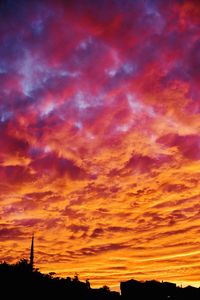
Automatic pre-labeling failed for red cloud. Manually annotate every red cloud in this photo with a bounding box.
[30,152,88,180]
[157,134,200,160]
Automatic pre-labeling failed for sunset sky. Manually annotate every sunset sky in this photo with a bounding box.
[0,0,200,291]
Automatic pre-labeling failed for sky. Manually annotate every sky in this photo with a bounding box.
[0,0,200,291]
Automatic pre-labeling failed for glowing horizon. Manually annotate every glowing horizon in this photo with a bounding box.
[0,0,200,291]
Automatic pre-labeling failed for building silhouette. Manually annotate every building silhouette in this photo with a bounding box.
[0,236,199,299]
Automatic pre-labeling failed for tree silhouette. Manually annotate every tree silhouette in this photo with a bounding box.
[0,259,199,300]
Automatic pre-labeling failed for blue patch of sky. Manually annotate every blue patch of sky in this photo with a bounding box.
[19,51,49,96]
[75,92,104,110]
[123,63,137,75]
[78,37,93,51]
[59,70,80,78]
[106,63,137,79]
[0,66,7,74]
[144,0,165,33]
[127,93,156,117]
[0,110,13,123]
[74,121,83,129]
[127,93,143,112]
[31,19,44,35]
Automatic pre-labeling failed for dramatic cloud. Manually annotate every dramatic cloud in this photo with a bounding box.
[0,0,200,290]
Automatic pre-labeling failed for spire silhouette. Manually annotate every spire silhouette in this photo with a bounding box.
[30,234,34,271]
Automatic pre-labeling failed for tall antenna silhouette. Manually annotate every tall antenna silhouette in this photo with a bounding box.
[30,234,34,271]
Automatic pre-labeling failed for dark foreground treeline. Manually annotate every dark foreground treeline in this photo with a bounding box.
[0,260,199,300]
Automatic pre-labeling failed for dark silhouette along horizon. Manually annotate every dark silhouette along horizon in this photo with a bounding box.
[0,237,199,300]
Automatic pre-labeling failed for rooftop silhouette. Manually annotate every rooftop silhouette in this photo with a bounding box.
[0,237,199,299]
